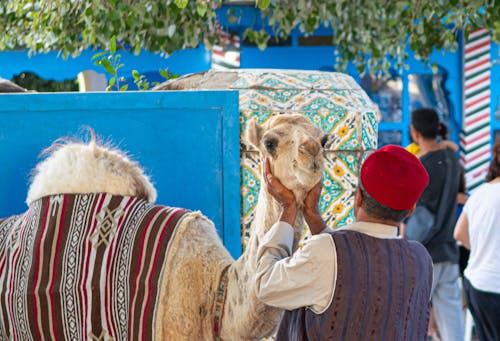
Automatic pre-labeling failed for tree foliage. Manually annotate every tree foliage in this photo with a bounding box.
[254,0,499,73]
[0,0,222,56]
[0,0,498,73]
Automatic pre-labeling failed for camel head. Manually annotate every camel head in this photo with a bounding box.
[246,114,327,204]
[26,134,157,205]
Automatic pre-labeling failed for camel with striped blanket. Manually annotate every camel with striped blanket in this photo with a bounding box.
[0,115,325,340]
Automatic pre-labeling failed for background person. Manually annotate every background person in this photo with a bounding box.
[454,139,500,341]
[404,107,464,341]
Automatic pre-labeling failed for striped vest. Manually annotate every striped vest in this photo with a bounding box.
[276,230,433,341]
[0,194,188,340]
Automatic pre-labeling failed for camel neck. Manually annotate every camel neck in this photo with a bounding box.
[220,188,304,339]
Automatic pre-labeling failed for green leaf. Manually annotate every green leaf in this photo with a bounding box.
[110,35,116,54]
[196,3,207,17]
[109,77,116,87]
[256,0,270,10]
[175,0,188,9]
[431,62,438,74]
[99,59,116,75]
[91,51,106,61]
[119,84,129,91]
[132,69,140,80]
[159,68,169,78]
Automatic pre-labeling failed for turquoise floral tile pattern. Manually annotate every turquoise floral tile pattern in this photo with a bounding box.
[362,111,379,150]
[231,70,362,90]
[241,152,261,244]
[239,90,375,114]
[323,152,360,191]
[321,189,356,229]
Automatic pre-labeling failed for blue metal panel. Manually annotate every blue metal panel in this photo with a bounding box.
[491,40,500,139]
[0,91,241,257]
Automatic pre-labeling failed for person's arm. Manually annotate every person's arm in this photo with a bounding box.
[457,192,468,205]
[441,140,459,152]
[454,211,470,249]
[255,221,336,313]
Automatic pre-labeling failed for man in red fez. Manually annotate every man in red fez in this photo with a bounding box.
[256,145,433,340]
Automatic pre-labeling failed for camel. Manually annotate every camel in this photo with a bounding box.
[0,114,326,340]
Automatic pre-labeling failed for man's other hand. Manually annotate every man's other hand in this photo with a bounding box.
[303,180,327,235]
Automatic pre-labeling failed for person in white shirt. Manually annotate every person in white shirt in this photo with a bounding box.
[256,145,433,340]
[454,139,500,341]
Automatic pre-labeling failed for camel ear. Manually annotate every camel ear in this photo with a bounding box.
[245,118,263,150]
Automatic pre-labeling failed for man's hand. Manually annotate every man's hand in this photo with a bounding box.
[263,157,297,225]
[304,180,327,235]
[304,181,322,216]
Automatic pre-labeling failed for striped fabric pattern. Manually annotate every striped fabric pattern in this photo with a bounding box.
[0,194,187,341]
[461,28,492,190]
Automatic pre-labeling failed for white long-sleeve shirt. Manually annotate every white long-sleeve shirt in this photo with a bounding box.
[255,221,399,313]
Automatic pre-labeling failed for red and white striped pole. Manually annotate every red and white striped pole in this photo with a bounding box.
[461,28,492,190]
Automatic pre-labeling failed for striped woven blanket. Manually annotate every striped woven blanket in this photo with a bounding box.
[0,193,188,340]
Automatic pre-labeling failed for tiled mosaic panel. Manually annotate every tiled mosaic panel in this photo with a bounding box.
[241,152,360,248]
[361,111,379,150]
[241,152,261,244]
[231,70,362,90]
[323,152,360,191]
[239,89,374,114]
[240,110,369,152]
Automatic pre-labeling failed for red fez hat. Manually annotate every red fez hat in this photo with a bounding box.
[360,145,429,210]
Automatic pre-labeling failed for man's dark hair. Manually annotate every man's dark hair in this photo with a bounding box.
[411,108,440,139]
[359,185,410,222]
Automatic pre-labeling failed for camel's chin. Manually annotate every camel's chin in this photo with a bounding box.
[294,170,323,192]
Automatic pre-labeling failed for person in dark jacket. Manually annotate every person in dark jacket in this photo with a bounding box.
[256,145,433,340]
[405,108,464,341]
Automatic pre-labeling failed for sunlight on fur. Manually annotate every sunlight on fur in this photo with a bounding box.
[26,131,157,204]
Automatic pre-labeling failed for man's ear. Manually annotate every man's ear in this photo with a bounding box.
[410,125,419,142]
[245,118,263,150]
[355,187,363,208]
[353,186,363,219]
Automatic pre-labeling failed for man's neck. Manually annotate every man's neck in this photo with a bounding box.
[418,138,440,156]
[355,210,399,227]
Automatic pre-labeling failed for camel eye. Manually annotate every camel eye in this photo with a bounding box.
[320,135,328,147]
[264,138,277,153]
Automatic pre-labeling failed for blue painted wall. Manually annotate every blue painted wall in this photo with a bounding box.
[0,91,241,257]
[0,46,211,82]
